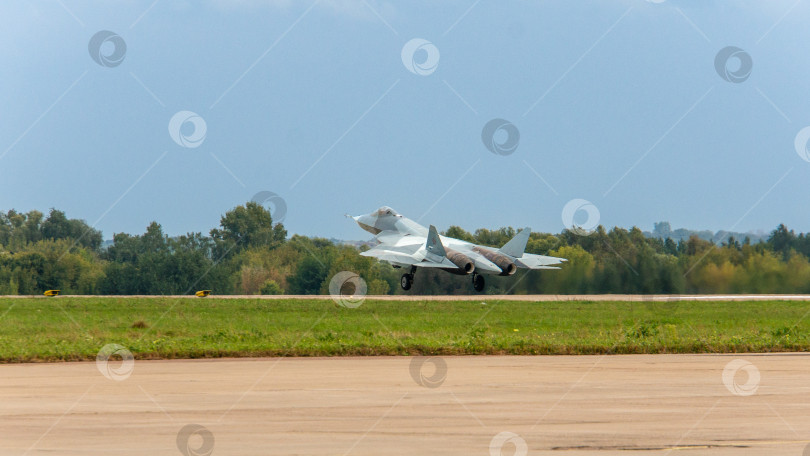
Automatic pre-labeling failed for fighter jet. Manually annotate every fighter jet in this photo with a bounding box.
[349,206,566,292]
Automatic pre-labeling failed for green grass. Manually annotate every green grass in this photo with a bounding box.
[0,297,809,362]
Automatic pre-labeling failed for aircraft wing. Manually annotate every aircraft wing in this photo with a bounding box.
[360,245,458,268]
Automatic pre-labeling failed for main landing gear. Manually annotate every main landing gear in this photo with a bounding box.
[400,268,486,292]
[400,266,416,291]
[472,273,485,292]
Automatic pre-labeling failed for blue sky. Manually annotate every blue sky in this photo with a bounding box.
[1,0,809,241]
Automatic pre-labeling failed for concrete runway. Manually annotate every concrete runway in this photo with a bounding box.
[3,354,810,455]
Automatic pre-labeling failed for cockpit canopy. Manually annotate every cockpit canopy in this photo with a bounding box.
[373,206,399,217]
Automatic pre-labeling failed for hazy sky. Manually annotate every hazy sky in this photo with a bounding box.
[2,0,809,240]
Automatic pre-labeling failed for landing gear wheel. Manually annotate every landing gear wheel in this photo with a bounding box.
[472,273,485,292]
[401,273,413,291]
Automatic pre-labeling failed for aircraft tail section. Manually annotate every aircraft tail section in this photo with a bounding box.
[425,225,475,274]
[499,227,531,258]
[425,225,447,258]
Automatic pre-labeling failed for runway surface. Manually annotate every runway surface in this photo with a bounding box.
[3,354,810,455]
[7,294,810,301]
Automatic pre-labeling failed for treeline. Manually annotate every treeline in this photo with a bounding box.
[2,203,810,295]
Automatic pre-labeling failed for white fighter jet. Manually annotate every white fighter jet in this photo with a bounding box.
[349,206,566,292]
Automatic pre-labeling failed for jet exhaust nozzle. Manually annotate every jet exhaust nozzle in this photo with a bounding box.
[473,247,518,276]
[445,248,475,275]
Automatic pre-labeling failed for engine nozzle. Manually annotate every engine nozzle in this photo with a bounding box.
[473,246,517,276]
[445,248,475,274]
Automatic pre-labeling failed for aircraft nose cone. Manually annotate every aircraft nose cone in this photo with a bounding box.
[347,213,372,223]
[357,214,376,225]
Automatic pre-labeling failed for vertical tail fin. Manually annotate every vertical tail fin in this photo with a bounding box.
[425,225,447,257]
[499,227,531,258]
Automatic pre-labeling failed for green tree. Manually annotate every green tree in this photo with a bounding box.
[260,280,284,295]
[444,226,474,242]
[544,245,594,293]
[40,209,102,251]
[210,202,287,257]
[288,256,328,294]
[767,224,795,260]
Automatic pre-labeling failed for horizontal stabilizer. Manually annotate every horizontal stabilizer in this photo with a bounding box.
[515,253,566,269]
